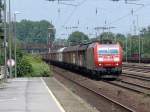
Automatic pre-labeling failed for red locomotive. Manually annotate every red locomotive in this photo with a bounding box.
[43,41,123,79]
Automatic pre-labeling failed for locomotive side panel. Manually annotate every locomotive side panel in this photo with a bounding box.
[86,47,95,70]
[78,51,86,67]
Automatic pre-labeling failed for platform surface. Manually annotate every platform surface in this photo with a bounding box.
[0,78,64,112]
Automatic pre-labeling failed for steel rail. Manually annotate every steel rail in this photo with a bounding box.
[120,80,150,90]
[122,73,150,82]
[123,65,150,70]
[105,81,150,95]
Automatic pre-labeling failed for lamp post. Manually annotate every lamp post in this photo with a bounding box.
[14,11,21,78]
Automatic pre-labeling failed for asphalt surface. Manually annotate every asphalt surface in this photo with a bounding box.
[0,78,64,112]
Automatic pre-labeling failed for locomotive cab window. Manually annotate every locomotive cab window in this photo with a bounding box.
[98,49,119,55]
[109,49,119,54]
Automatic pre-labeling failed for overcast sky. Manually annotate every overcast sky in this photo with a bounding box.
[11,0,150,38]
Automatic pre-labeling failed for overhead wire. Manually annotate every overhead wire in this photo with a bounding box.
[58,0,87,37]
[55,0,150,38]
[62,0,87,27]
[108,2,150,26]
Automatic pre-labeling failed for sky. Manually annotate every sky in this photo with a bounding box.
[11,0,150,39]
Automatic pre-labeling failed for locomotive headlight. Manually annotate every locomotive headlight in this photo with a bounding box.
[98,58,104,62]
[114,57,120,62]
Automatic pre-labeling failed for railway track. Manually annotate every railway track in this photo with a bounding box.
[123,58,150,63]
[53,66,136,112]
[122,73,150,81]
[123,68,150,73]
[123,65,150,70]
[123,64,150,72]
[105,80,150,95]
[120,80,150,90]
[123,66,150,73]
[123,63,150,68]
[122,64,150,82]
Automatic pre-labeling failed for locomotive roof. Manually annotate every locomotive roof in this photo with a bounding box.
[100,44,120,47]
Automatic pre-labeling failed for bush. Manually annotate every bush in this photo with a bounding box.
[18,54,51,77]
[17,56,33,77]
[31,61,51,77]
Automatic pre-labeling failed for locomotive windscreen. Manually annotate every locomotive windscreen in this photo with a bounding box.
[98,48,119,55]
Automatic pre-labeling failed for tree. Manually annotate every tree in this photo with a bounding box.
[68,31,89,45]
[115,33,126,47]
[16,20,55,44]
[97,32,115,41]
[0,0,4,40]
[139,26,150,57]
[0,0,4,65]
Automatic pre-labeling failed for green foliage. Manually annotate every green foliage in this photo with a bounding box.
[92,32,126,50]
[18,54,51,77]
[97,32,115,41]
[12,49,51,77]
[31,60,51,77]
[0,10,4,40]
[115,33,126,47]
[0,28,4,39]
[0,52,4,65]
[68,31,89,45]
[16,20,55,44]
[17,55,33,77]
[0,0,4,10]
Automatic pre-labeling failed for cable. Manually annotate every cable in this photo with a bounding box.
[62,0,87,27]
[58,0,87,37]
[107,1,150,26]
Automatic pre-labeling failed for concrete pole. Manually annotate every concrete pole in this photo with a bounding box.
[14,13,17,78]
[4,0,7,79]
[126,37,128,62]
[8,0,12,78]
[136,15,141,63]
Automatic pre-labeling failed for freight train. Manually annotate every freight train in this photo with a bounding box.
[42,41,123,79]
